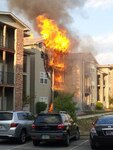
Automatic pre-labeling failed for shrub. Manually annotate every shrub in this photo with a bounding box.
[36,101,47,114]
[109,96,113,105]
[54,92,77,120]
[96,101,103,110]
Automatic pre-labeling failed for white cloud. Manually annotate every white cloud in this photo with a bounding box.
[77,34,113,65]
[93,34,113,64]
[93,34,113,53]
[96,53,113,65]
[85,0,113,9]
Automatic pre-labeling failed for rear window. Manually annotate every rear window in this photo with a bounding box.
[0,112,13,120]
[35,114,62,124]
[96,116,113,124]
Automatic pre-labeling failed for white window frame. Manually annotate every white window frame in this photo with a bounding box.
[40,72,48,84]
[39,97,48,104]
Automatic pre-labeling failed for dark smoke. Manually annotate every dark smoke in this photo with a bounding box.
[8,0,97,54]
[8,0,88,28]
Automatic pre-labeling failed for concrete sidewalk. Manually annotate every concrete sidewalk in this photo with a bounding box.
[77,111,113,119]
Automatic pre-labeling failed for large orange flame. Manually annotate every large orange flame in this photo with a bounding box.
[36,15,70,93]
[36,15,70,53]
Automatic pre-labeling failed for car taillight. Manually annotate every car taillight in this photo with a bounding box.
[10,123,18,127]
[32,124,36,129]
[57,124,65,129]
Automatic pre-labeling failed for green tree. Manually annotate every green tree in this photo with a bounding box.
[22,95,35,107]
[36,101,47,114]
[54,92,77,120]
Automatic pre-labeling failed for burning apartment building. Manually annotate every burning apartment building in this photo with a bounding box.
[23,37,51,112]
[2,0,113,112]
[0,11,99,112]
[64,52,98,111]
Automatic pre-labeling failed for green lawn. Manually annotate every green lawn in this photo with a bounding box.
[76,116,98,136]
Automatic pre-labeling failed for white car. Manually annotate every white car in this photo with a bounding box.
[0,111,35,144]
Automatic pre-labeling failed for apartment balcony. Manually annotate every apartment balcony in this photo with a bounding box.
[85,87,91,96]
[0,71,14,85]
[0,42,14,52]
[0,41,3,48]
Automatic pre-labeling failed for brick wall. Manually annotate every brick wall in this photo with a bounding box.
[15,29,23,110]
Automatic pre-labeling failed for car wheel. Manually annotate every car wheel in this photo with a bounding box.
[33,139,40,146]
[64,134,70,146]
[18,130,26,144]
[75,129,80,140]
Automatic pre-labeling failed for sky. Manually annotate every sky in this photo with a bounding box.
[0,0,113,65]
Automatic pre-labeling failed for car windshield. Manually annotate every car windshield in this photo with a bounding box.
[96,116,113,124]
[0,112,13,120]
[35,114,61,124]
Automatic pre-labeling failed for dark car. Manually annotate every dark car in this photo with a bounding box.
[31,111,80,146]
[0,111,35,144]
[90,115,113,149]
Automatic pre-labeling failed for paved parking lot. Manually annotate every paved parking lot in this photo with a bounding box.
[0,136,113,150]
[0,136,89,150]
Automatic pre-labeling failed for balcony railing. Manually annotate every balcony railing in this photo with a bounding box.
[0,42,14,51]
[0,71,14,85]
[0,42,3,47]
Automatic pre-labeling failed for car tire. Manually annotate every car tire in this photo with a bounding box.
[33,139,40,146]
[64,134,70,146]
[18,130,26,144]
[75,129,80,140]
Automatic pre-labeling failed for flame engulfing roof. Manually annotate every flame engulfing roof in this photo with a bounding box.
[36,15,70,53]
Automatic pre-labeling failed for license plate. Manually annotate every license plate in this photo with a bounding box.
[42,135,50,139]
[106,131,113,135]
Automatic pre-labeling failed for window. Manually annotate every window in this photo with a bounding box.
[0,24,3,47]
[0,112,13,120]
[17,112,28,120]
[35,114,61,124]
[5,27,14,50]
[39,97,48,104]
[40,72,48,84]
[23,75,27,97]
[0,29,3,47]
[23,55,27,72]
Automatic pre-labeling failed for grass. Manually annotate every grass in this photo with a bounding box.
[76,116,98,136]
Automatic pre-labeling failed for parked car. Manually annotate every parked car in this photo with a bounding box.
[0,111,35,144]
[31,111,80,146]
[90,115,113,149]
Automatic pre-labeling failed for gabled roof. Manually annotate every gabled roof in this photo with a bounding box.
[0,11,30,31]
[68,52,98,64]
[24,37,43,46]
[97,64,113,68]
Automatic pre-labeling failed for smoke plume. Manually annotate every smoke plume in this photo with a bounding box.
[8,0,88,28]
[8,0,97,54]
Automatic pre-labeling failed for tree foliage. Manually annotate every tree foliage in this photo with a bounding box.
[54,92,77,119]
[22,95,35,107]
[36,101,47,114]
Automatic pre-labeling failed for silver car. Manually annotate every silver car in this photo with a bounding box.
[0,111,35,144]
